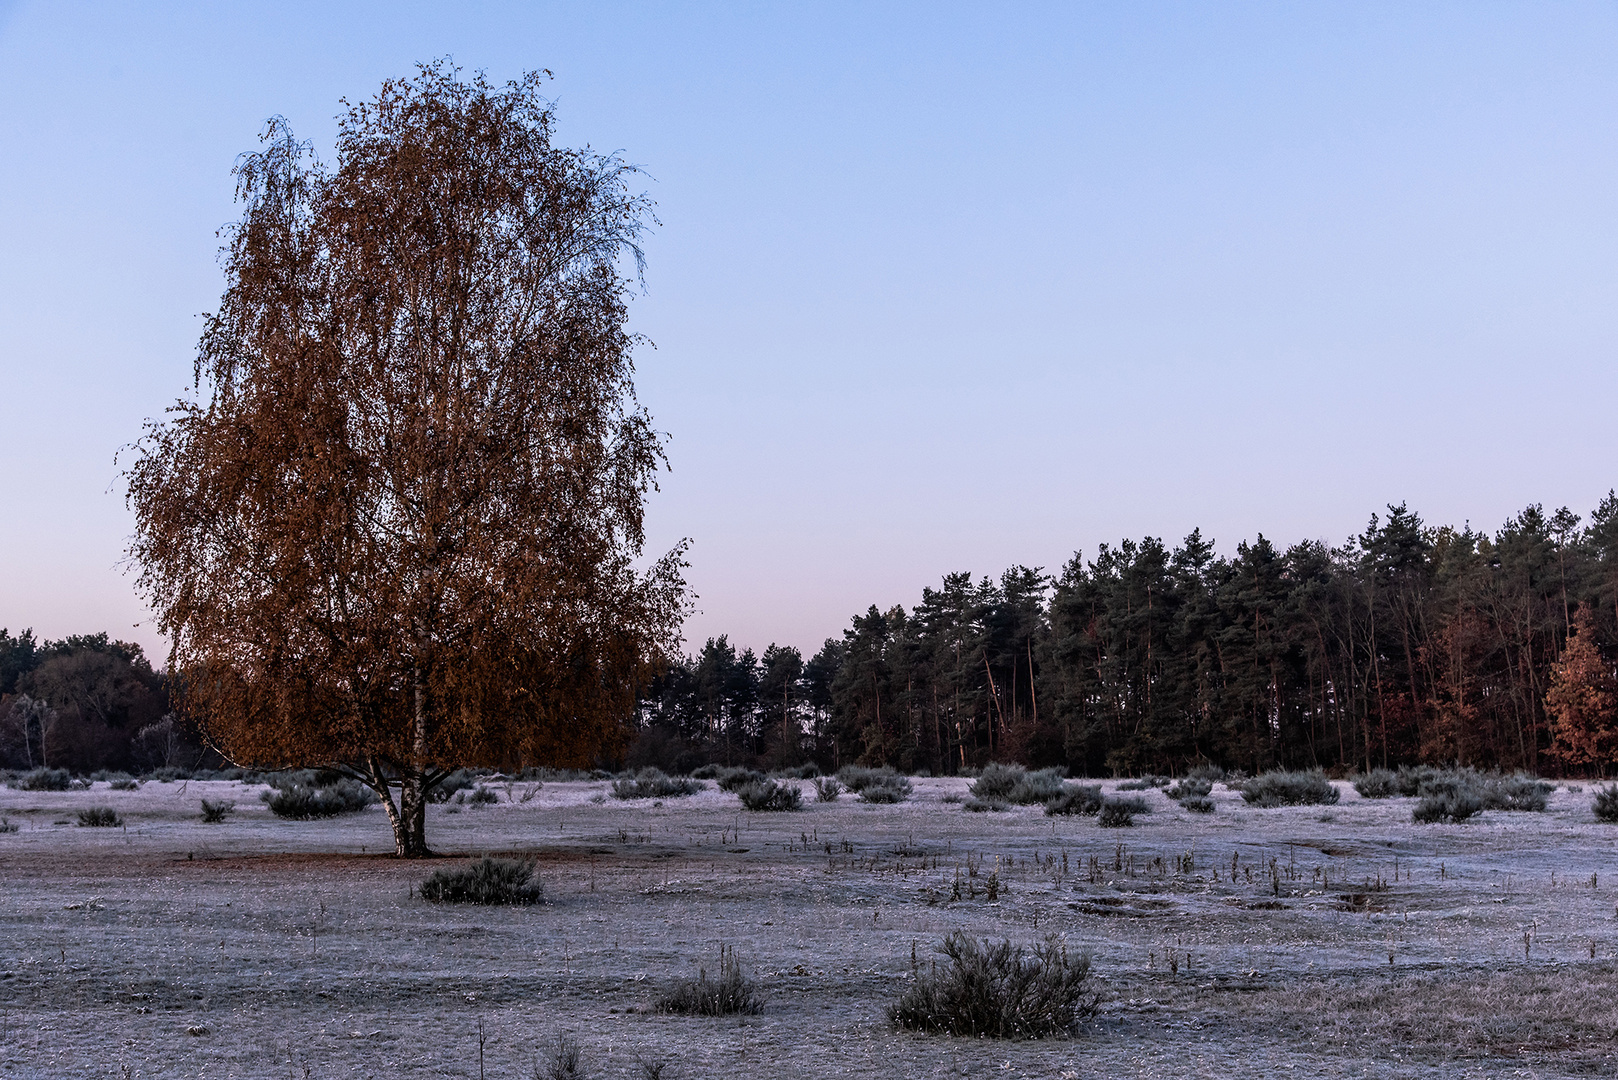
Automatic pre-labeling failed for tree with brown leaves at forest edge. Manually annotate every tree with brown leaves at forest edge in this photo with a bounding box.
[125,62,688,856]
[1547,607,1618,770]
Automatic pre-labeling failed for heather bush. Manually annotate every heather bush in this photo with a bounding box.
[655,948,761,1016]
[1593,785,1618,822]
[1097,799,1135,827]
[77,806,122,827]
[1352,769,1398,798]
[1114,776,1167,791]
[1165,777,1212,801]
[199,799,235,823]
[735,779,801,811]
[964,797,1008,812]
[837,764,904,794]
[889,933,1096,1038]
[1180,795,1215,813]
[261,772,375,819]
[1395,765,1443,797]
[1239,770,1339,808]
[465,785,500,805]
[969,763,1024,802]
[857,775,913,804]
[1043,783,1103,816]
[714,767,766,792]
[16,767,71,791]
[1186,763,1226,783]
[425,768,482,803]
[812,777,842,802]
[1413,783,1483,823]
[613,768,704,800]
[770,763,821,779]
[419,857,542,905]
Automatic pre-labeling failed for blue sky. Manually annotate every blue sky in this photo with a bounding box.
[3,2,1616,664]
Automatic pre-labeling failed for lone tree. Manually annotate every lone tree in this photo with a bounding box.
[125,63,687,856]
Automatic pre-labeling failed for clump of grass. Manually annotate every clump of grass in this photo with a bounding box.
[536,1033,586,1080]
[889,932,1096,1038]
[77,806,122,827]
[420,857,543,905]
[16,767,71,791]
[0,818,16,834]
[735,779,802,811]
[1239,770,1340,808]
[1352,768,1398,798]
[1413,784,1483,824]
[770,763,821,779]
[1109,793,1153,813]
[1180,795,1215,814]
[613,768,703,800]
[109,777,141,791]
[857,774,913,803]
[968,763,1022,802]
[199,799,235,823]
[1114,776,1168,791]
[964,797,1008,812]
[654,947,762,1016]
[837,764,904,794]
[261,773,375,819]
[425,768,485,803]
[1097,799,1135,827]
[464,785,500,806]
[1165,777,1213,801]
[1043,783,1103,816]
[1395,764,1443,797]
[812,777,842,802]
[1186,763,1226,783]
[1592,785,1618,822]
[713,767,766,792]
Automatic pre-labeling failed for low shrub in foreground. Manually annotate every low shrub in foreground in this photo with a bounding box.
[1097,800,1135,827]
[1352,768,1398,798]
[1413,785,1483,824]
[813,777,842,802]
[77,806,122,827]
[735,779,802,811]
[967,763,1018,801]
[714,767,766,792]
[1165,777,1213,801]
[889,932,1096,1039]
[199,799,235,823]
[1239,770,1340,808]
[613,768,704,800]
[857,775,913,804]
[1044,783,1103,816]
[1593,785,1618,822]
[1180,794,1215,813]
[969,763,1064,805]
[837,764,903,794]
[17,767,71,791]
[261,774,375,819]
[419,857,542,905]
[655,948,762,1016]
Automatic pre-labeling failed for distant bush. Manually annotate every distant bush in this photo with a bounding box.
[1165,777,1212,801]
[1180,795,1215,814]
[16,767,71,791]
[148,766,190,782]
[688,764,723,779]
[857,775,913,804]
[964,797,1008,813]
[261,773,375,819]
[888,932,1096,1038]
[109,777,141,791]
[1239,770,1339,808]
[1352,769,1398,799]
[77,806,122,827]
[813,777,842,802]
[465,785,499,806]
[1413,784,1483,824]
[1109,793,1153,814]
[1097,799,1135,827]
[714,767,766,792]
[837,764,904,794]
[419,857,542,905]
[199,799,235,823]
[1593,785,1618,822]
[1486,774,1551,812]
[425,768,482,803]
[655,948,762,1016]
[969,763,1022,802]
[1043,783,1103,817]
[770,763,821,779]
[735,779,802,811]
[1114,776,1167,791]
[0,817,15,834]
[1395,765,1443,797]
[613,768,704,800]
[1186,764,1226,783]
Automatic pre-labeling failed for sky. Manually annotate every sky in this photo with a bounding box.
[3,2,1617,666]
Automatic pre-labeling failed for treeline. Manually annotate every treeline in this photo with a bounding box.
[0,631,200,774]
[635,497,1618,778]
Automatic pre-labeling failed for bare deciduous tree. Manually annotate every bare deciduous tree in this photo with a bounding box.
[125,62,688,856]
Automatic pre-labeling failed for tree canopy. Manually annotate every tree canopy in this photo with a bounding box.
[125,62,687,856]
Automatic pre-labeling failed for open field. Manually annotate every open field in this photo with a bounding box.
[3,775,1617,1078]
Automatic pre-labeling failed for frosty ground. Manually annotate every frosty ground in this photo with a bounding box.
[2,775,1615,1079]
